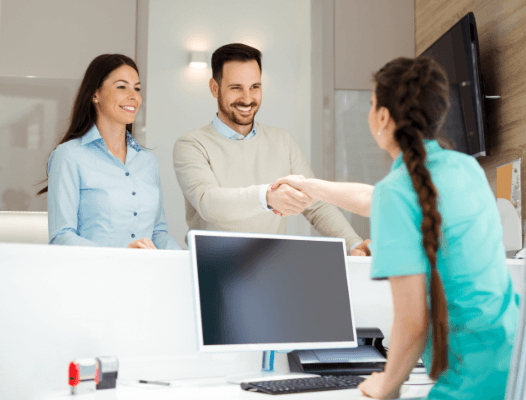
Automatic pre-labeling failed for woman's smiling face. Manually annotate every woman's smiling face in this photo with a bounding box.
[93,64,141,127]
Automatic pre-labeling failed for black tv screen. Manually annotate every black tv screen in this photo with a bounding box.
[421,12,487,157]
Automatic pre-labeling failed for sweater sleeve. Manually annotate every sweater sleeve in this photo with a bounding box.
[287,135,363,253]
[173,133,267,224]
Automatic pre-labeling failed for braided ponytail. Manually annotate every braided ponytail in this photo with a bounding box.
[374,56,451,380]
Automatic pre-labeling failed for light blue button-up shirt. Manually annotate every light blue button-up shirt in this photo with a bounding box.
[212,114,271,211]
[47,124,181,249]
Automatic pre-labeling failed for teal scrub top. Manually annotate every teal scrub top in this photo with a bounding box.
[370,140,519,399]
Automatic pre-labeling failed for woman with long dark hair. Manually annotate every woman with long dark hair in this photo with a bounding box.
[38,54,180,250]
[273,56,518,398]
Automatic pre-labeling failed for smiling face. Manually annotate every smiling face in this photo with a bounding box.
[93,64,141,127]
[210,60,262,134]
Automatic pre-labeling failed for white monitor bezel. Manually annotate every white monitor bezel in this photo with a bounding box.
[188,230,358,352]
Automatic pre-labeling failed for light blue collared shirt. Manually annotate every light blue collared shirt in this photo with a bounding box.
[212,114,271,211]
[47,124,181,249]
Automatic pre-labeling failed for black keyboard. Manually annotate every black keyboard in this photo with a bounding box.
[240,375,366,395]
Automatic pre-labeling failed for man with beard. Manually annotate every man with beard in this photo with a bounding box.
[173,43,370,255]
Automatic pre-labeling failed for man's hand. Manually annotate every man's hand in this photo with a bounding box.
[267,183,315,217]
[350,239,371,256]
[358,372,401,399]
[127,238,157,249]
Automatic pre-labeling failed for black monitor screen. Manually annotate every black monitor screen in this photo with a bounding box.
[422,12,485,157]
[193,235,355,347]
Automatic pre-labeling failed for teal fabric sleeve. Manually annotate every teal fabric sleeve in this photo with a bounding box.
[370,181,430,279]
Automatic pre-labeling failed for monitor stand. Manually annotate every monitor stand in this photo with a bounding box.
[226,351,318,384]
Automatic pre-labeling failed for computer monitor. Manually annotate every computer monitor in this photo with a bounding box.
[188,230,358,359]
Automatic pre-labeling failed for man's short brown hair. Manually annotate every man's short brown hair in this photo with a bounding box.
[211,43,262,85]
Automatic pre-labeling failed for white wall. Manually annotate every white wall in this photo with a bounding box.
[145,0,312,248]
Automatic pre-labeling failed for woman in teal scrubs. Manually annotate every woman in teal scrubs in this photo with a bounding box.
[273,56,519,399]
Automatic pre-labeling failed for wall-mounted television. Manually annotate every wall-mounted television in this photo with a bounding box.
[421,12,488,157]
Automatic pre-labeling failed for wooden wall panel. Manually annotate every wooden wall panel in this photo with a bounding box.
[416,0,526,245]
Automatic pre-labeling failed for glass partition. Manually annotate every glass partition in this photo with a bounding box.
[0,77,80,211]
[334,90,392,240]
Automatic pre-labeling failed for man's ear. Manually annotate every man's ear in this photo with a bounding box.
[209,78,219,99]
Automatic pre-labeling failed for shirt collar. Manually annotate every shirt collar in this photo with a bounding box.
[391,139,442,172]
[212,114,257,140]
[81,124,103,145]
[81,124,143,152]
[126,132,143,152]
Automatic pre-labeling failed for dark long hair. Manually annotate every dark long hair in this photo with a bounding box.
[37,54,139,196]
[373,56,450,379]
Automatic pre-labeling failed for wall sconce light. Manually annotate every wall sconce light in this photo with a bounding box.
[189,51,207,68]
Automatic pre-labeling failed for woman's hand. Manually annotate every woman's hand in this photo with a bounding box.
[127,238,157,249]
[358,372,400,399]
[272,175,308,193]
[269,175,315,217]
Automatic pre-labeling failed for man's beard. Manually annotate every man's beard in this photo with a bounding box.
[218,89,259,126]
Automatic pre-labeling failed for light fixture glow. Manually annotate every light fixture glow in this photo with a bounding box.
[189,61,207,69]
[189,51,207,68]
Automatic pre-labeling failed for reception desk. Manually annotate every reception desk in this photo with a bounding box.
[0,243,523,399]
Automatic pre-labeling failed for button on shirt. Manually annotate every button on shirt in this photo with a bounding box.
[47,125,181,250]
[370,140,518,399]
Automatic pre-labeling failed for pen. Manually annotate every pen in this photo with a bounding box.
[138,380,170,386]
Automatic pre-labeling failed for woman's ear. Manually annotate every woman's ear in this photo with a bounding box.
[379,107,391,130]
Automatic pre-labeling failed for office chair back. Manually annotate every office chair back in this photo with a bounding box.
[0,211,49,244]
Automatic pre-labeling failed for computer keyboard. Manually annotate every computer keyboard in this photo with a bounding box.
[240,375,366,395]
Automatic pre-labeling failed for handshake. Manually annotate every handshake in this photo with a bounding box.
[266,175,313,217]
[267,175,372,257]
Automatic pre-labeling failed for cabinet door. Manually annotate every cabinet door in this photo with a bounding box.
[0,0,136,79]
[334,0,414,90]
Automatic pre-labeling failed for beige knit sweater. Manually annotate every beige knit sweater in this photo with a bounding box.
[173,122,362,252]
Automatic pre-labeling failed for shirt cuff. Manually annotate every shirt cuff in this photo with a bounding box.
[350,241,361,251]
[259,184,273,211]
